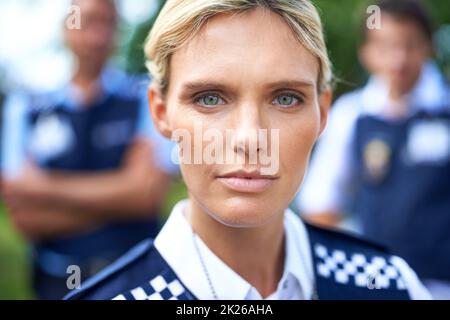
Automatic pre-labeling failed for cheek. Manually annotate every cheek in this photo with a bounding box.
[169,106,216,189]
[278,109,320,178]
[409,53,426,73]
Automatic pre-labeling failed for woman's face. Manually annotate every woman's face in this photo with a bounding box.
[150,8,331,227]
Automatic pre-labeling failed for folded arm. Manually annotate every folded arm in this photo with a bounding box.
[3,139,172,240]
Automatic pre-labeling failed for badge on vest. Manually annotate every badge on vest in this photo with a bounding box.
[363,138,392,183]
[405,119,450,165]
[29,113,75,163]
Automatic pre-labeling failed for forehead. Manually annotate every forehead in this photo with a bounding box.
[73,0,117,17]
[169,8,319,92]
[368,14,425,41]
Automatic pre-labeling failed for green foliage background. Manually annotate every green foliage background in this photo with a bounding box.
[124,0,450,96]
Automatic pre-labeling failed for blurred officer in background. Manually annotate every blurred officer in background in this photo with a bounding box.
[1,0,175,299]
[298,0,450,299]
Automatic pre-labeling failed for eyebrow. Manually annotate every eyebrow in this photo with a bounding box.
[180,81,230,93]
[264,80,315,90]
[180,79,315,94]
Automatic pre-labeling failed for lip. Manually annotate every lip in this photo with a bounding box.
[216,170,278,193]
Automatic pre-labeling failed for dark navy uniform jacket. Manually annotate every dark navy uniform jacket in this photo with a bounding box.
[353,110,450,281]
[65,221,416,300]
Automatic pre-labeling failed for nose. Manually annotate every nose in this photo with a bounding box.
[230,102,267,162]
[87,22,115,49]
[388,45,409,73]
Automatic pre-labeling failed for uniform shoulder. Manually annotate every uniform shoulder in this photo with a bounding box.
[64,239,159,300]
[102,68,149,101]
[25,86,70,112]
[3,90,57,115]
[303,222,432,299]
[304,222,417,298]
[305,221,388,254]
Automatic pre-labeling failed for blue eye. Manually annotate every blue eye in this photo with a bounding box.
[196,94,225,107]
[272,94,302,107]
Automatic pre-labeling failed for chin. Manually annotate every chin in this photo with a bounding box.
[209,195,283,228]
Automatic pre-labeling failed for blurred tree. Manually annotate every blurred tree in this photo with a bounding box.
[435,25,450,79]
[313,0,368,96]
[0,208,34,299]
[125,0,166,74]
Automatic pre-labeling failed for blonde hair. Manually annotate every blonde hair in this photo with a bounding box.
[145,0,332,94]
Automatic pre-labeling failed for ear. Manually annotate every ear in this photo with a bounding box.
[148,84,172,139]
[318,87,332,137]
[358,43,371,72]
[63,21,71,47]
[358,41,381,75]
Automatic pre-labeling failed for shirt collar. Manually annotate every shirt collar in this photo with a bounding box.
[154,200,314,300]
[281,209,314,299]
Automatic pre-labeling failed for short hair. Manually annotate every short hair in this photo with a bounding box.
[361,0,434,43]
[71,0,117,10]
[144,0,333,94]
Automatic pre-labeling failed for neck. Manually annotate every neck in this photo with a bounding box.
[188,198,285,298]
[385,89,411,119]
[388,87,408,102]
[72,61,104,106]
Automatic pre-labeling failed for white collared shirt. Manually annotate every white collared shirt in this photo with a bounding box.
[154,200,314,300]
[155,200,431,300]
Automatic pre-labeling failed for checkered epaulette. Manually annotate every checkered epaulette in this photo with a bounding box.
[304,222,411,300]
[112,269,194,301]
[64,239,196,300]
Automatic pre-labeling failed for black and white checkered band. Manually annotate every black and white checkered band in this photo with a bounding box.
[112,273,190,300]
[314,243,407,291]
